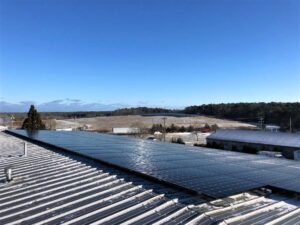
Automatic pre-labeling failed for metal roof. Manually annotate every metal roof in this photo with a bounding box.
[7,130,300,199]
[1,132,300,225]
[207,129,300,149]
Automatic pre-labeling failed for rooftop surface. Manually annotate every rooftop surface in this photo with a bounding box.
[1,132,300,224]
[207,129,300,149]
[7,129,300,199]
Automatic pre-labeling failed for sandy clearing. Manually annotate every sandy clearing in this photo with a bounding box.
[56,115,255,131]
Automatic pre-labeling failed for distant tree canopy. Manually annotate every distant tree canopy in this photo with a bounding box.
[112,107,171,115]
[150,123,217,133]
[39,107,171,119]
[22,105,45,130]
[184,102,300,130]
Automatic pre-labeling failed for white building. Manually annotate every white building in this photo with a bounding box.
[265,125,280,132]
[294,150,300,161]
[55,128,73,131]
[0,125,8,131]
[112,127,140,134]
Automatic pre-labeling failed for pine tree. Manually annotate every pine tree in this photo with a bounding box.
[22,105,45,130]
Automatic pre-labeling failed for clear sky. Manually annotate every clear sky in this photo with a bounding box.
[0,0,299,110]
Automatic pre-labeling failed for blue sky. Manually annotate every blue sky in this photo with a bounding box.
[0,0,299,111]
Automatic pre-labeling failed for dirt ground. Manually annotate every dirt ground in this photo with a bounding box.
[55,115,255,131]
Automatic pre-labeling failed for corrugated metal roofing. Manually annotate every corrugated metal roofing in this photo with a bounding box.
[207,129,300,148]
[1,132,300,225]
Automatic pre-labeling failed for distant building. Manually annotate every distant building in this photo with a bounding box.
[0,125,8,131]
[258,151,282,158]
[265,125,280,132]
[55,128,73,131]
[207,129,300,159]
[112,127,140,134]
[294,150,300,161]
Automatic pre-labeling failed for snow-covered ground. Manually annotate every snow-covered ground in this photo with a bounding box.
[57,115,255,131]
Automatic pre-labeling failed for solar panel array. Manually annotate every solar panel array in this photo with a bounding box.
[8,130,300,198]
[207,129,300,148]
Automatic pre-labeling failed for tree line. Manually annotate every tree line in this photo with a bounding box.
[184,102,300,130]
[2,107,170,119]
[150,123,218,133]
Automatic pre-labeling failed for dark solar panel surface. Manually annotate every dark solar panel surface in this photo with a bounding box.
[8,130,300,198]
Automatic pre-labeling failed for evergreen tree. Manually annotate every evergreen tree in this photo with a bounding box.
[211,124,219,131]
[22,105,45,130]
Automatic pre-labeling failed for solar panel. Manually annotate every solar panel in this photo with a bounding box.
[7,130,300,198]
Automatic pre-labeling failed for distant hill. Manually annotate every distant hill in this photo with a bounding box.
[1,102,299,130]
